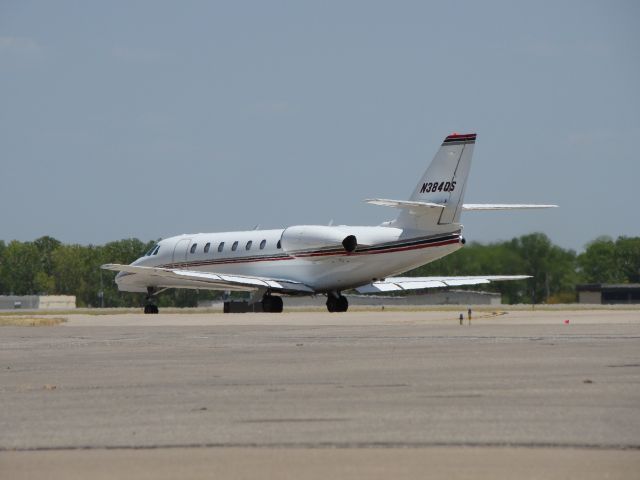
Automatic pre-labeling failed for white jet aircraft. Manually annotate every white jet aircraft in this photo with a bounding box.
[102,133,556,313]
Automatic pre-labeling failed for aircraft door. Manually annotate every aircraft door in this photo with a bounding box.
[172,239,191,263]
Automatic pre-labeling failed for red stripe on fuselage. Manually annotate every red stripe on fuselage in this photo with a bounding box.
[295,238,459,258]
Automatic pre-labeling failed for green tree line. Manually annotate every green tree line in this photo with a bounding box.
[411,233,640,303]
[0,233,638,306]
[0,236,216,307]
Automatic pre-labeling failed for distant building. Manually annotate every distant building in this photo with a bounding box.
[576,284,640,304]
[0,295,76,310]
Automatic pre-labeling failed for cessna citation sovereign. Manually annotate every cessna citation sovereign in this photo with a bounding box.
[102,133,556,313]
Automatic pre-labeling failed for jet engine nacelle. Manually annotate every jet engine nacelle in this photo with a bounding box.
[280,226,358,254]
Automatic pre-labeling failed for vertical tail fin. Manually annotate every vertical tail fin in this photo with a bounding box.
[394,133,476,232]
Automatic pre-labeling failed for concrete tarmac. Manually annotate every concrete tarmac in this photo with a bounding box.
[1,309,639,478]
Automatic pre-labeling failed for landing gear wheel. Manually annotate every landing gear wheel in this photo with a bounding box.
[144,304,159,314]
[326,294,348,313]
[337,295,348,312]
[262,295,283,313]
[144,287,159,314]
[272,296,283,313]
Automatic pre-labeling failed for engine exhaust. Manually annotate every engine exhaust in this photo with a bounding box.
[342,235,357,253]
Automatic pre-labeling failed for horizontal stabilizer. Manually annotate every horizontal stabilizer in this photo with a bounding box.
[462,204,558,210]
[367,199,557,215]
[365,198,446,209]
[356,275,530,293]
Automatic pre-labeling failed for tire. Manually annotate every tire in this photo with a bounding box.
[327,295,348,313]
[262,296,271,312]
[337,295,348,312]
[262,295,283,313]
[271,296,283,313]
[326,296,337,313]
[144,304,159,314]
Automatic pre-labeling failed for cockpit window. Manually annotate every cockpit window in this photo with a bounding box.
[145,244,158,256]
[152,246,160,255]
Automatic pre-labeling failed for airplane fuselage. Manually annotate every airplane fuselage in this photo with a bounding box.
[116,226,464,294]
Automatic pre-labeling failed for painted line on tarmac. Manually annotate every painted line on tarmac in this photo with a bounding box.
[3,441,640,452]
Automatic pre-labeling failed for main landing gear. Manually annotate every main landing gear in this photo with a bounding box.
[144,287,159,314]
[326,293,348,313]
[222,293,284,313]
[261,294,283,313]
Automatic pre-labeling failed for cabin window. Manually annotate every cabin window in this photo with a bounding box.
[277,240,282,249]
[190,243,197,254]
[232,241,238,251]
[218,242,224,252]
[260,239,266,250]
[204,242,211,253]
[153,246,160,255]
[246,240,252,251]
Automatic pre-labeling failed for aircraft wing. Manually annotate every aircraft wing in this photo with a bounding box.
[101,264,315,294]
[355,275,530,293]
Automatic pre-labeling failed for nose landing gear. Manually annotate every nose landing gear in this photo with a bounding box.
[144,304,159,314]
[144,287,159,314]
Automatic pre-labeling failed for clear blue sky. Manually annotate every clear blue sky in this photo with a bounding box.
[1,1,638,251]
